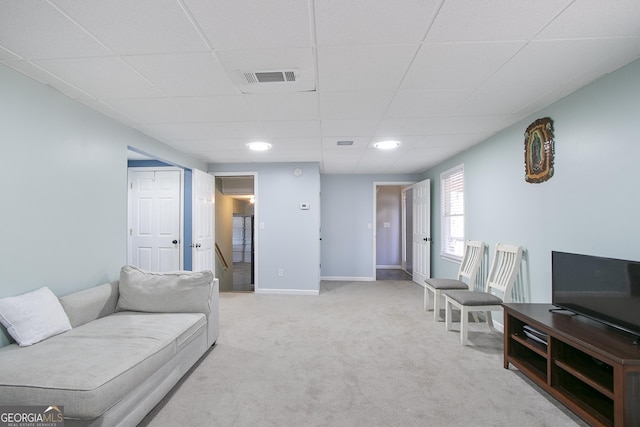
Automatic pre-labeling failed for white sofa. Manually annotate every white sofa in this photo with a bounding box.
[0,266,219,427]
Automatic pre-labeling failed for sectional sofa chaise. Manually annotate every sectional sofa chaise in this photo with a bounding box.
[0,265,219,426]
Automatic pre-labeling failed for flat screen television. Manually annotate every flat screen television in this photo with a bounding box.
[552,251,640,341]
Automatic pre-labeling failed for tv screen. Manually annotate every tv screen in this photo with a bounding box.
[552,251,640,337]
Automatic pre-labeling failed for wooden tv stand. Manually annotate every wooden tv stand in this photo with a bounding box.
[503,303,640,427]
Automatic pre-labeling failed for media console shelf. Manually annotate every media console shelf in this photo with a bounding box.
[503,303,640,427]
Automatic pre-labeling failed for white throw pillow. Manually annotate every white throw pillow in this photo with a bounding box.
[0,287,72,346]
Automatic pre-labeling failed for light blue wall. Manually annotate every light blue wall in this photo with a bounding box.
[0,64,206,346]
[421,58,640,303]
[209,162,321,294]
[320,174,418,279]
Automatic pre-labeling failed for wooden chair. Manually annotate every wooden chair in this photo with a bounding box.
[444,243,523,345]
[424,240,485,321]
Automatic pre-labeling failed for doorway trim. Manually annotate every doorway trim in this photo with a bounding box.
[372,181,414,280]
[213,171,259,292]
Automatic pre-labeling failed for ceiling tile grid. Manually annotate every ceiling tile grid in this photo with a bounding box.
[1,0,639,173]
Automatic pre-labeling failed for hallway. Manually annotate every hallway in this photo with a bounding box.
[376,269,412,281]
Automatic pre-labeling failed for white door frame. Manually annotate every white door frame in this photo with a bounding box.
[213,171,259,291]
[401,185,413,274]
[192,169,215,272]
[372,181,414,280]
[127,166,184,271]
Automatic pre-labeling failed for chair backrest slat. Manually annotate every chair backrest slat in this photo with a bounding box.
[457,241,486,287]
[485,243,523,303]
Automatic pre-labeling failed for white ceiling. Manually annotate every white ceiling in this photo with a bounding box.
[2,1,640,174]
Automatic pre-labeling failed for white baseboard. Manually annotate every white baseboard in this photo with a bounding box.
[255,288,319,296]
[320,276,375,282]
[376,265,402,269]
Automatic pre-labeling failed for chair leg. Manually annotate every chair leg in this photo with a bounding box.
[433,290,442,321]
[423,287,429,312]
[460,306,469,345]
[486,310,494,331]
[445,297,453,331]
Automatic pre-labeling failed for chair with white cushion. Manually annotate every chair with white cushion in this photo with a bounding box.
[444,243,523,345]
[424,240,485,321]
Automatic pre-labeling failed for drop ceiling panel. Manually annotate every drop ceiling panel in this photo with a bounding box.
[318,45,418,92]
[453,86,551,116]
[321,120,379,137]
[0,0,111,60]
[426,0,572,43]
[244,92,319,121]
[485,39,640,89]
[314,0,440,46]
[401,41,525,91]
[52,0,208,54]
[536,0,640,39]
[377,115,511,136]
[32,57,163,99]
[183,0,312,50]
[123,52,238,96]
[102,97,182,124]
[259,120,322,138]
[386,89,474,118]
[279,149,322,162]
[146,120,321,141]
[172,96,256,123]
[320,91,394,120]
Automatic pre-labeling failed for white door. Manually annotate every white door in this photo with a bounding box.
[128,169,182,272]
[192,169,215,272]
[412,178,431,286]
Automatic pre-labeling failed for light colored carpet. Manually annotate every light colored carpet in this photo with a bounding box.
[140,281,586,426]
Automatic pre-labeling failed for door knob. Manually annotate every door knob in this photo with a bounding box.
[172,240,178,244]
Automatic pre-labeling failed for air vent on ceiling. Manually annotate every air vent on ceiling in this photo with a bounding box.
[337,140,354,146]
[243,70,297,84]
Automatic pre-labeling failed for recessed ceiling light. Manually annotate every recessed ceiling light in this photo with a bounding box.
[374,140,400,150]
[247,141,272,151]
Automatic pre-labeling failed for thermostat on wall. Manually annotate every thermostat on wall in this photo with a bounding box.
[299,202,310,210]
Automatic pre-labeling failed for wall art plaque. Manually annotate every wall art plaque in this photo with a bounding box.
[524,117,555,183]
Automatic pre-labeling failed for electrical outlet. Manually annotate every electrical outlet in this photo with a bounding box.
[278,269,284,277]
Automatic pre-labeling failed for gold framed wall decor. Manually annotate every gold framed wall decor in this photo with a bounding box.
[524,117,555,183]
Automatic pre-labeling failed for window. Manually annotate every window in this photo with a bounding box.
[441,164,464,260]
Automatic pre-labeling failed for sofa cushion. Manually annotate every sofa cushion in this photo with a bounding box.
[117,265,213,314]
[0,287,72,346]
[59,282,119,328]
[0,311,206,419]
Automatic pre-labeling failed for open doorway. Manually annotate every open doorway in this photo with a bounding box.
[215,174,256,292]
[374,183,413,281]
